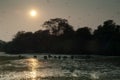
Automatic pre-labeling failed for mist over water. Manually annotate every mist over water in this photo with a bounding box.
[0,52,120,80]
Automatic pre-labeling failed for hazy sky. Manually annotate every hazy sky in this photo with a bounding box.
[0,0,120,41]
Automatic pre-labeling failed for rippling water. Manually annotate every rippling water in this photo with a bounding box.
[0,52,120,80]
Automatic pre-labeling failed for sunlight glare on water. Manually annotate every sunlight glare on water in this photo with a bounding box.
[30,70,37,80]
[90,71,100,80]
[26,58,39,80]
[27,58,39,70]
[0,54,120,80]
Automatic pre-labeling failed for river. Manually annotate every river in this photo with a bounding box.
[0,52,120,80]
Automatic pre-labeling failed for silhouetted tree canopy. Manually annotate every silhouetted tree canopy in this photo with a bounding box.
[2,19,120,56]
[76,27,92,40]
[94,20,120,55]
[73,27,92,54]
[43,18,74,36]
[94,20,116,41]
[0,40,6,51]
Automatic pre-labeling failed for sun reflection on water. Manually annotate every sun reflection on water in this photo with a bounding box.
[27,58,39,80]
[90,72,100,80]
[30,70,37,80]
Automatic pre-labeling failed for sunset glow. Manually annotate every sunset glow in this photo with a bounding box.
[30,10,37,17]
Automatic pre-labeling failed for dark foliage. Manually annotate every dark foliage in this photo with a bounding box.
[0,40,6,51]
[2,18,120,55]
[94,20,120,55]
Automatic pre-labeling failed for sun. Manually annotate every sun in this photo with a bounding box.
[30,10,37,17]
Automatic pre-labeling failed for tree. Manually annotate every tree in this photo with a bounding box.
[42,18,74,36]
[76,27,92,40]
[94,20,116,41]
[0,40,6,51]
[33,30,52,52]
[74,27,92,54]
[6,31,34,53]
[93,20,120,55]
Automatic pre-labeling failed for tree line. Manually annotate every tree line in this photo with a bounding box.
[1,18,120,55]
